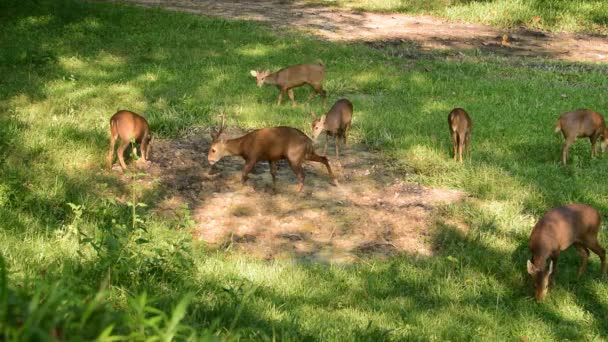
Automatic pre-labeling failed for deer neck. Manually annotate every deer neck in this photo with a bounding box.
[223,136,245,157]
[264,72,279,86]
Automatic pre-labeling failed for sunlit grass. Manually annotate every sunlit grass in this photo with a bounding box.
[311,0,608,34]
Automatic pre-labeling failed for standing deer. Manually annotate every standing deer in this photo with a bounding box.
[527,203,606,301]
[448,108,472,162]
[207,123,336,192]
[554,109,608,165]
[311,99,353,157]
[250,61,326,107]
[106,110,151,171]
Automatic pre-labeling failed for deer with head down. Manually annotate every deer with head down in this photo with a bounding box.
[448,108,472,162]
[311,98,353,157]
[554,109,608,165]
[106,110,151,171]
[207,119,336,192]
[250,61,326,107]
[527,203,606,301]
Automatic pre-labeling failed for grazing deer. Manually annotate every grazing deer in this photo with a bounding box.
[207,123,336,192]
[448,108,472,162]
[106,110,151,171]
[250,61,326,107]
[527,203,606,301]
[311,99,353,157]
[554,109,608,164]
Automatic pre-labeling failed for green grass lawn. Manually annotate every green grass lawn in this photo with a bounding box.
[2,0,608,340]
[309,0,608,34]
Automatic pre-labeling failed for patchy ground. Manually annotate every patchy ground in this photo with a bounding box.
[109,0,608,63]
[118,128,464,263]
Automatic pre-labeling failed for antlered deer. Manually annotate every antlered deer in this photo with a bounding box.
[448,108,472,162]
[554,109,608,164]
[207,124,336,192]
[106,110,151,171]
[527,203,606,301]
[250,62,326,107]
[311,99,353,157]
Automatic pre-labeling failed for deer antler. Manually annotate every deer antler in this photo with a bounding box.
[210,111,227,140]
[216,111,227,137]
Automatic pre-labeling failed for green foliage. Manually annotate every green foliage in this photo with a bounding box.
[1,0,608,340]
[310,0,608,34]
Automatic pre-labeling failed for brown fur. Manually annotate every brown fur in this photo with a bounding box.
[528,203,606,301]
[207,126,336,192]
[555,109,608,164]
[447,108,472,162]
[250,62,326,107]
[311,99,353,157]
[106,110,151,170]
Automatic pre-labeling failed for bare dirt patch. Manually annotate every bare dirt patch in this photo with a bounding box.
[118,127,464,263]
[110,0,608,63]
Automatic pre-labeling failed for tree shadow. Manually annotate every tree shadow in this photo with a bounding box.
[113,0,608,63]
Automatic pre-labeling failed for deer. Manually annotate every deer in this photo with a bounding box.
[106,110,151,171]
[311,98,353,157]
[554,109,608,165]
[207,121,337,192]
[448,108,472,162]
[527,203,606,301]
[250,61,326,107]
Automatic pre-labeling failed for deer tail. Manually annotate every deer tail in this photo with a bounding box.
[554,119,561,134]
[109,117,117,137]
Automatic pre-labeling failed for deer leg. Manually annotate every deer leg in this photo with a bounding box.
[562,137,574,165]
[140,135,148,163]
[277,88,286,106]
[465,132,471,157]
[269,161,278,187]
[319,87,327,108]
[287,160,305,192]
[308,84,327,108]
[458,133,466,162]
[107,134,117,170]
[451,131,458,161]
[141,142,148,162]
[306,84,316,101]
[306,152,337,186]
[549,255,559,287]
[287,89,296,106]
[241,160,256,185]
[590,135,598,158]
[323,134,328,156]
[344,124,350,145]
[335,135,340,158]
[574,244,590,279]
[587,240,607,278]
[117,140,130,171]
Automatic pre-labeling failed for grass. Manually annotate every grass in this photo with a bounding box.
[308,0,608,34]
[1,0,608,339]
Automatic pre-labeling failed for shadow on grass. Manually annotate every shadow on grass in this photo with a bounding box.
[115,222,605,339]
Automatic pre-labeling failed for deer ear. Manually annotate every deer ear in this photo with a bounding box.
[250,70,257,77]
[311,112,316,119]
[527,260,537,275]
[218,132,228,142]
[210,128,219,139]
